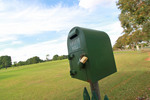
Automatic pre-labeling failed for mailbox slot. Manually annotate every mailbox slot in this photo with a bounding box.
[70,33,78,40]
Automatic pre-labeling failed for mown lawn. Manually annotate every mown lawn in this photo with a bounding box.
[0,51,150,100]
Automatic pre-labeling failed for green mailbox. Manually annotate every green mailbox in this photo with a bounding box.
[67,27,117,83]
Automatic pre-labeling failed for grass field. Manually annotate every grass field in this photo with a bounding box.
[0,51,150,100]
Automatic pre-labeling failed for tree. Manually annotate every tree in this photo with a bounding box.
[52,55,68,60]
[116,0,150,50]
[0,56,12,69]
[62,55,68,59]
[113,34,130,50]
[0,60,2,69]
[113,36,124,50]
[26,56,43,64]
[17,61,26,66]
[13,61,17,67]
[52,55,59,60]
[46,54,50,61]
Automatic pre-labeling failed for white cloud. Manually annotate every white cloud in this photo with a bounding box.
[0,4,89,38]
[0,0,5,11]
[107,22,123,45]
[0,36,17,42]
[0,1,118,38]
[93,21,123,45]
[0,3,89,45]
[0,0,120,43]
[0,36,67,62]
[11,41,22,45]
[79,0,117,9]
[110,34,122,46]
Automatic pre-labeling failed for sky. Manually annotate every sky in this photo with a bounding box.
[0,0,123,63]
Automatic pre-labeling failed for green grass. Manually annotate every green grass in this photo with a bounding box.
[114,50,140,54]
[0,51,150,100]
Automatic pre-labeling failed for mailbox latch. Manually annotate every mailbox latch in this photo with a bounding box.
[80,56,88,64]
[78,56,88,69]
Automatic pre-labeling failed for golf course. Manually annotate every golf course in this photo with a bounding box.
[0,51,150,100]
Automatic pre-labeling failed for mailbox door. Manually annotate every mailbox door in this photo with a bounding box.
[69,50,87,81]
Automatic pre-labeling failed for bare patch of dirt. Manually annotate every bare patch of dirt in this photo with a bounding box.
[145,52,150,61]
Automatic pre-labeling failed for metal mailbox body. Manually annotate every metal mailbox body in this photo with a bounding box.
[67,27,117,83]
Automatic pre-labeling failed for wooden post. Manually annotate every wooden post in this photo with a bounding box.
[90,81,101,100]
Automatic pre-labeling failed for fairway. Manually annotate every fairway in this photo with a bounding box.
[0,51,150,100]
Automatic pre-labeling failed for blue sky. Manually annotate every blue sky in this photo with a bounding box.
[0,0,123,62]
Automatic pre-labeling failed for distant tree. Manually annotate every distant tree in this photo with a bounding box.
[57,56,64,60]
[52,55,68,60]
[0,60,2,69]
[113,35,125,50]
[17,61,26,66]
[52,55,59,60]
[0,56,12,69]
[26,56,43,64]
[46,54,50,61]
[62,55,68,59]
[13,61,17,67]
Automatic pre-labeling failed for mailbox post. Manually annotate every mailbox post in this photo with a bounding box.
[90,82,101,100]
[67,27,117,100]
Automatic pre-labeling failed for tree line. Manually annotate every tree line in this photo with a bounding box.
[0,55,68,69]
[113,0,150,50]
